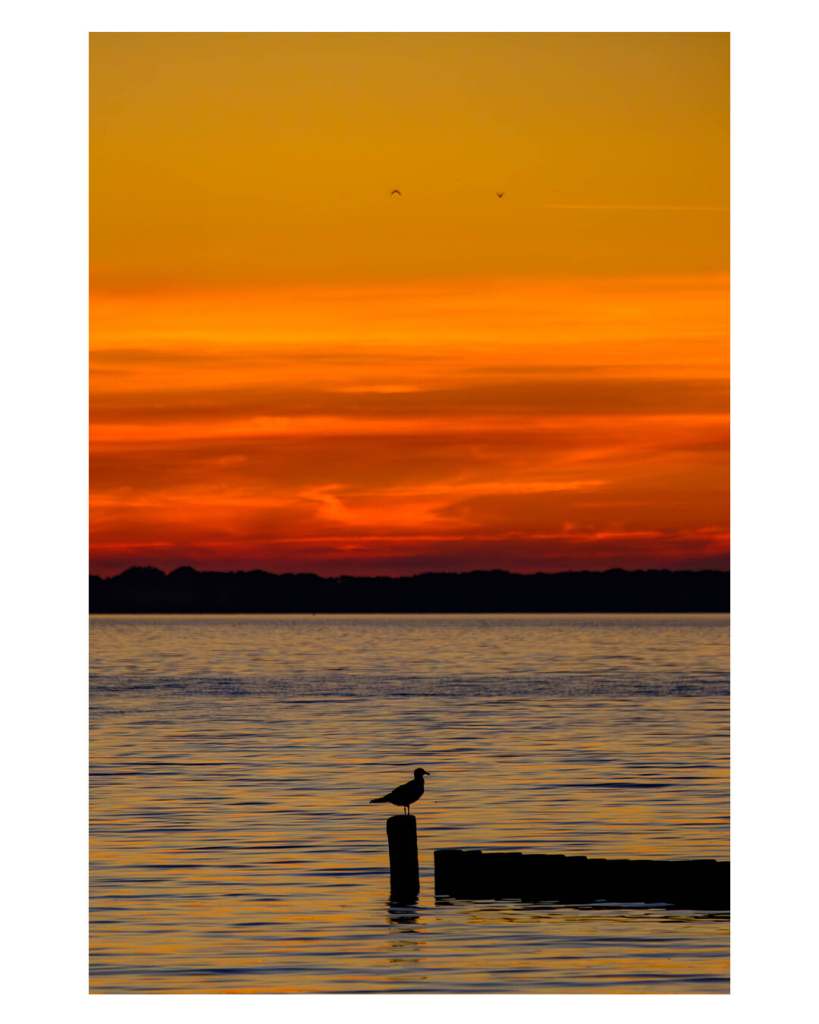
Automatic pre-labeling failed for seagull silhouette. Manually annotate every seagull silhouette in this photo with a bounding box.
[496,192,505,198]
[370,768,430,814]
[390,189,402,196]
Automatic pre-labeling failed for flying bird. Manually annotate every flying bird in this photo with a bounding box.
[370,768,430,814]
[390,189,402,196]
[496,192,505,198]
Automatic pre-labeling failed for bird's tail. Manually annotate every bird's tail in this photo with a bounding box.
[369,797,388,803]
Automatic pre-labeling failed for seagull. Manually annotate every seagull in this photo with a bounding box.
[496,192,505,198]
[390,189,402,196]
[370,768,430,814]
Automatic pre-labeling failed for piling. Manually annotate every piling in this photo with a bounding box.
[434,848,729,910]
[387,815,419,900]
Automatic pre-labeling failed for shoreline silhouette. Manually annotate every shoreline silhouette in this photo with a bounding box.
[89,566,729,613]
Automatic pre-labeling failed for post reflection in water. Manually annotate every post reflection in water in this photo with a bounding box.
[385,898,427,984]
[90,613,729,992]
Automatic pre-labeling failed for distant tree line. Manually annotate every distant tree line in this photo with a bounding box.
[89,566,729,613]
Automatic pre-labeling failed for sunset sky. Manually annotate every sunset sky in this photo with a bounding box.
[90,32,729,577]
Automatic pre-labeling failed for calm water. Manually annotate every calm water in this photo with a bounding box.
[90,613,729,993]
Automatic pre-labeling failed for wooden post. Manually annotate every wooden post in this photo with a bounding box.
[387,814,419,901]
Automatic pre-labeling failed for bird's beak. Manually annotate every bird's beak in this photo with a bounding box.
[424,770,431,775]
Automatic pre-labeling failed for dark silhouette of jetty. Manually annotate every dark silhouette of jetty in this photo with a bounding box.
[434,849,729,910]
[376,818,729,910]
[370,768,430,814]
[89,567,729,613]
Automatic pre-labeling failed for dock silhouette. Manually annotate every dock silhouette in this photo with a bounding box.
[434,848,729,909]
[379,822,729,910]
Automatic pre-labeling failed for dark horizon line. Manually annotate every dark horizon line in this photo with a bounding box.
[90,565,729,614]
[91,564,729,584]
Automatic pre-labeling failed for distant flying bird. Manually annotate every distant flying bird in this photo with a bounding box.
[496,192,505,198]
[390,189,402,196]
[370,768,430,814]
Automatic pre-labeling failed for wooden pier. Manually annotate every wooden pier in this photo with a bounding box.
[434,849,729,910]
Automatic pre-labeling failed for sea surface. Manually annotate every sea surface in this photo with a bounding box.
[89,613,729,993]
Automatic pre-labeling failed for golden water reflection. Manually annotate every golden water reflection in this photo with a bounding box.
[90,614,728,992]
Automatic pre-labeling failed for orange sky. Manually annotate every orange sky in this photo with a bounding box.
[90,33,729,576]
